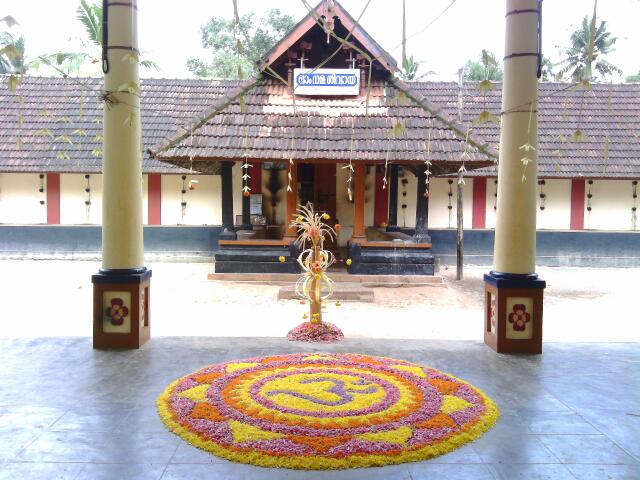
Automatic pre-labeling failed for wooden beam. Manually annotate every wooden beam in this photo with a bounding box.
[352,163,366,241]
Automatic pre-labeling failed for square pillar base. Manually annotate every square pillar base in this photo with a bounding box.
[92,268,152,349]
[484,271,546,354]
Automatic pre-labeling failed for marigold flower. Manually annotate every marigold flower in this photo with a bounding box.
[335,223,341,232]
[322,213,330,220]
[278,256,286,263]
[243,190,250,197]
[296,215,304,223]
[346,258,352,266]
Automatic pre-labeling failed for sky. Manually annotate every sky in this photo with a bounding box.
[3,0,640,81]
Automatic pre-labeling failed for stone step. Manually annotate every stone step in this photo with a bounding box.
[277,284,375,303]
[208,272,445,287]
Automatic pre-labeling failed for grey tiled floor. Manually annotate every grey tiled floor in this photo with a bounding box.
[0,337,638,479]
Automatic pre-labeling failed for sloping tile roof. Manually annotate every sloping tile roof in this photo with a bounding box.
[0,75,238,174]
[150,77,496,175]
[1,75,639,178]
[411,81,640,178]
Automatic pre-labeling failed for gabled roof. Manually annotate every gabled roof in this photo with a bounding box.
[257,0,398,74]
[149,76,496,174]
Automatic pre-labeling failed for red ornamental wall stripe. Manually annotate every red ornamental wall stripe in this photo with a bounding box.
[472,177,487,229]
[148,173,162,225]
[570,179,585,230]
[374,165,388,227]
[46,173,61,224]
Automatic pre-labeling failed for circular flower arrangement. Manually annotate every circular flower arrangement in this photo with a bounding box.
[157,353,498,470]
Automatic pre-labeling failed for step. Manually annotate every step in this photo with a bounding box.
[277,284,375,302]
[208,272,445,287]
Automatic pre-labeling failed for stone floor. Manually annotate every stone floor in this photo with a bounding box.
[0,337,638,479]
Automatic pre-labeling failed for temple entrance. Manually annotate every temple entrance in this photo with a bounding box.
[298,163,339,254]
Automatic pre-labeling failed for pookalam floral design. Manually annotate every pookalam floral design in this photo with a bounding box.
[105,298,129,326]
[508,304,530,332]
[157,353,499,469]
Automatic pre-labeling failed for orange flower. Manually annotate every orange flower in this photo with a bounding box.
[335,223,341,232]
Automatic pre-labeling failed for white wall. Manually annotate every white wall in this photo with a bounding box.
[0,173,47,224]
[60,173,102,224]
[585,180,637,231]
[485,178,498,229]
[414,176,473,229]
[536,179,571,230]
[336,163,354,245]
[232,163,243,224]
[161,174,219,225]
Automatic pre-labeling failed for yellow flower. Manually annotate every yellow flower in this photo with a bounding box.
[278,256,285,263]
[346,259,352,266]
[322,213,330,220]
[335,301,342,307]
[296,215,303,223]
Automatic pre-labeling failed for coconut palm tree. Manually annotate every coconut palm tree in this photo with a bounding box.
[38,0,157,75]
[0,32,25,74]
[558,16,622,81]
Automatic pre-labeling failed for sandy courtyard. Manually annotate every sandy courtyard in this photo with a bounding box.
[1,259,637,343]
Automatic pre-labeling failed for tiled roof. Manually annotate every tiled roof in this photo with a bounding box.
[2,75,639,178]
[0,75,237,174]
[150,77,496,175]
[412,81,640,179]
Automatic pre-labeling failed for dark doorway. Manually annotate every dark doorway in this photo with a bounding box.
[298,163,339,254]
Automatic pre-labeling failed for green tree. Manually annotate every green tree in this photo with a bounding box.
[626,70,640,83]
[188,9,296,79]
[0,32,25,74]
[398,55,434,81]
[37,0,157,76]
[558,16,621,81]
[462,50,503,81]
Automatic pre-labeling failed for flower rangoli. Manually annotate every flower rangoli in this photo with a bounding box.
[157,353,498,469]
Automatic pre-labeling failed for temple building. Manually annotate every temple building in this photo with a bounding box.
[0,0,638,271]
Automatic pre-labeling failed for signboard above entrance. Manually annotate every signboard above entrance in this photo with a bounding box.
[293,68,360,96]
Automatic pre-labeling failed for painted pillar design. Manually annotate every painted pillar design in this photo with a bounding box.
[147,173,161,225]
[472,177,487,229]
[570,179,585,230]
[414,168,430,243]
[92,0,151,349]
[352,163,366,241]
[484,0,545,355]
[386,164,399,231]
[374,165,389,228]
[220,161,237,239]
[46,173,60,225]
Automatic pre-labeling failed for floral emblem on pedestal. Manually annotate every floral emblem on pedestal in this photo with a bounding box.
[106,298,129,326]
[508,304,530,332]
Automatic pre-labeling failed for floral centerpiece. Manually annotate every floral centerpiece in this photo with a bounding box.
[286,203,344,342]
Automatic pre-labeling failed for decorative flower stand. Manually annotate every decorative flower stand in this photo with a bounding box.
[483,272,546,354]
[92,269,151,349]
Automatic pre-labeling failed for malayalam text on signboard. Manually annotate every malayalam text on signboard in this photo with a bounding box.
[293,68,360,96]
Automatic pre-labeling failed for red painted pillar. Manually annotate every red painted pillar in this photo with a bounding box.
[46,173,60,224]
[147,173,162,225]
[472,177,487,229]
[248,162,262,193]
[570,179,585,230]
[374,165,388,227]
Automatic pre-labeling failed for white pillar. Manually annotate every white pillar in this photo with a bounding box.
[102,0,144,269]
[493,0,539,274]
